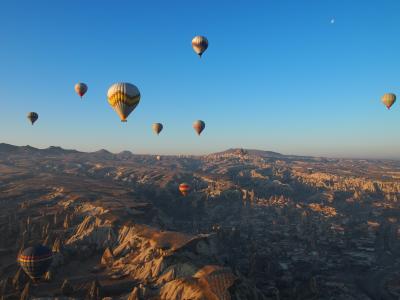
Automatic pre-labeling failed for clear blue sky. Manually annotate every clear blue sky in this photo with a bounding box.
[1,0,399,158]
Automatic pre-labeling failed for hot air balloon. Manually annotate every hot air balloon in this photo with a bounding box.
[75,82,88,98]
[179,183,191,196]
[152,123,163,135]
[192,36,208,58]
[193,120,205,135]
[107,82,141,122]
[27,112,38,125]
[18,245,53,281]
[381,93,396,109]
[156,155,161,161]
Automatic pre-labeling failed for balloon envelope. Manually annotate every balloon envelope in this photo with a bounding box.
[75,82,88,98]
[381,93,396,109]
[152,123,163,135]
[192,36,208,57]
[27,112,38,125]
[107,83,141,122]
[18,245,53,281]
[179,183,191,196]
[193,120,205,135]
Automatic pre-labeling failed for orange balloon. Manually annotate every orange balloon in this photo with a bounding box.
[179,183,191,196]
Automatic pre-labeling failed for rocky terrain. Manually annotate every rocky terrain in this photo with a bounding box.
[0,143,399,299]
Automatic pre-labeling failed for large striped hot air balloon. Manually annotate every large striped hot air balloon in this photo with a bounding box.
[381,93,396,109]
[18,245,53,281]
[152,123,163,135]
[74,82,88,98]
[179,183,191,196]
[107,82,141,122]
[192,36,208,58]
[27,112,39,125]
[193,120,205,135]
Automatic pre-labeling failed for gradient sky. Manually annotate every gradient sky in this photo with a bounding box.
[1,0,400,158]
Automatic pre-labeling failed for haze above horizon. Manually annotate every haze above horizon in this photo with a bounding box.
[1,0,399,159]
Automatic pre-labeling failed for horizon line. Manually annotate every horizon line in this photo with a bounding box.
[1,141,399,162]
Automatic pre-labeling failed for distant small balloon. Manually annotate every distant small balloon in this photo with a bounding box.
[381,93,396,110]
[193,120,205,135]
[192,36,208,58]
[75,82,88,98]
[179,183,191,196]
[152,123,163,135]
[27,112,38,125]
[156,155,161,161]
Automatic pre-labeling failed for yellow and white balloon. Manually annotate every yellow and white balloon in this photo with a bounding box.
[107,82,141,122]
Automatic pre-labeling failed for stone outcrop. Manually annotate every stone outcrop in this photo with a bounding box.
[66,215,116,251]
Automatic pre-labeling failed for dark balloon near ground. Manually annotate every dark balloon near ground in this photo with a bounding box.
[18,245,53,281]
[179,183,191,196]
